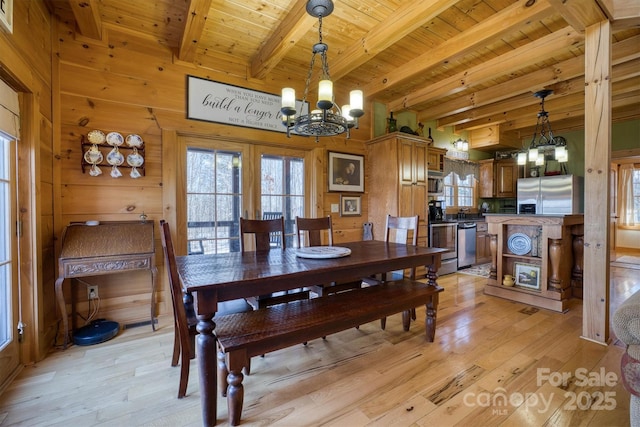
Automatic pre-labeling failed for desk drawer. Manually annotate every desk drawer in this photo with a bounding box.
[63,254,153,277]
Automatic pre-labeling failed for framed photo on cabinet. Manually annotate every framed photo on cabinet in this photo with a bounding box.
[328,151,364,192]
[514,262,541,290]
[340,195,361,216]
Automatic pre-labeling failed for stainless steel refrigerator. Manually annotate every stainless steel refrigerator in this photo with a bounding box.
[517,175,583,214]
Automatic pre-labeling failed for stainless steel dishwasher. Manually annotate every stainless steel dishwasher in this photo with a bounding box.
[457,222,477,269]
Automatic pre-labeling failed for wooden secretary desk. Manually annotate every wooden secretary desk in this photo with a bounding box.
[55,221,157,348]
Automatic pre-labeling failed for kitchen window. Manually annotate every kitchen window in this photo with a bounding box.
[443,172,476,210]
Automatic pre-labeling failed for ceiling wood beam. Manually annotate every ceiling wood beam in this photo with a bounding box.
[431,35,640,127]
[430,36,640,130]
[177,0,213,62]
[68,0,102,40]
[607,0,640,29]
[546,0,608,31]
[329,0,458,81]
[250,0,316,80]
[400,27,584,114]
[363,0,554,97]
[474,76,638,138]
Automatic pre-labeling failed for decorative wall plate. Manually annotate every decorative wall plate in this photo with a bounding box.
[107,148,124,165]
[296,246,352,259]
[126,149,144,167]
[126,134,143,148]
[507,233,532,256]
[84,149,103,165]
[87,130,105,144]
[106,132,124,146]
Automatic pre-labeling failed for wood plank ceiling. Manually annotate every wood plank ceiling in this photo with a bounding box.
[49,0,639,142]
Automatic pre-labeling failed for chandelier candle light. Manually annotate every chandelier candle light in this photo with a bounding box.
[518,89,568,169]
[281,0,364,141]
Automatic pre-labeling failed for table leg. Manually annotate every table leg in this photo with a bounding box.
[425,293,439,342]
[150,266,158,331]
[55,276,68,349]
[196,313,217,426]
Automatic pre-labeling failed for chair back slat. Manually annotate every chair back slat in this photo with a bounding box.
[384,215,419,279]
[160,220,195,358]
[240,217,286,252]
[295,216,333,247]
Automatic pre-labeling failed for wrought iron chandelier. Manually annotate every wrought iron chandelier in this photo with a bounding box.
[517,89,568,166]
[280,0,364,141]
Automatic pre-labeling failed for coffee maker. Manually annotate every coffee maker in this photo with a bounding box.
[428,200,444,221]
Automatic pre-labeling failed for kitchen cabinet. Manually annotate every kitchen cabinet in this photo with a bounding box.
[484,214,584,312]
[427,147,446,174]
[367,132,428,250]
[479,158,520,198]
[475,221,491,264]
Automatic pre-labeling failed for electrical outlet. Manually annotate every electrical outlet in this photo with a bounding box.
[87,285,99,300]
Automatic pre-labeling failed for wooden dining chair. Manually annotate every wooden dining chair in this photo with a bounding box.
[240,216,310,308]
[159,220,252,398]
[295,216,364,296]
[379,214,420,330]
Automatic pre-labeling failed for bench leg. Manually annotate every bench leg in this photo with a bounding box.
[227,351,247,426]
[425,293,439,342]
[402,310,411,331]
[217,348,228,398]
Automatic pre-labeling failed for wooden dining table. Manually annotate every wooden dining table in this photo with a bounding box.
[175,240,445,426]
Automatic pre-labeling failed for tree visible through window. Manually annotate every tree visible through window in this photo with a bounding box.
[261,155,304,247]
[186,148,242,254]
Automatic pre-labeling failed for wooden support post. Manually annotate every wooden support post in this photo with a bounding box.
[582,20,611,344]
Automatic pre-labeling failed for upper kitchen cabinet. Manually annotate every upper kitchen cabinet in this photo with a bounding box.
[367,132,429,248]
[479,158,521,198]
[427,147,446,175]
[470,125,521,152]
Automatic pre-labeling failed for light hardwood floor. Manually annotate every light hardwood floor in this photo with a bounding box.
[0,264,636,426]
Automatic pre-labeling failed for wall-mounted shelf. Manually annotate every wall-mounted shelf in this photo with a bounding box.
[80,136,146,176]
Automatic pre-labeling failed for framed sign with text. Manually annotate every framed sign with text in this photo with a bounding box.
[0,0,13,33]
[186,75,307,134]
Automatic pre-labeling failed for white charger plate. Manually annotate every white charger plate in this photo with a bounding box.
[296,246,352,259]
[507,233,532,256]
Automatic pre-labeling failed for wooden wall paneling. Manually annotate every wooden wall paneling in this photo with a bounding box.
[12,0,53,86]
[582,21,612,344]
[60,184,163,216]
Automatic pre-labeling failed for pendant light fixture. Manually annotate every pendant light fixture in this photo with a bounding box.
[518,89,568,167]
[280,0,364,141]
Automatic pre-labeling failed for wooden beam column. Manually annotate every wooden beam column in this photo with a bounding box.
[582,20,611,344]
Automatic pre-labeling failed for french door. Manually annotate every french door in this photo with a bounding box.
[0,133,19,389]
[183,137,307,254]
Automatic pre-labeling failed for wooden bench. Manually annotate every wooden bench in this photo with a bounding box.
[215,279,443,425]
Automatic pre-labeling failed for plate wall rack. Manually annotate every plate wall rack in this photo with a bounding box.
[80,136,146,176]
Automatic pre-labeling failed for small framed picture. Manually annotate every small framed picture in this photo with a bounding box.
[514,262,541,290]
[328,151,364,193]
[340,195,361,216]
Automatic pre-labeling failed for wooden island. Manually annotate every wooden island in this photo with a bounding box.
[484,214,584,312]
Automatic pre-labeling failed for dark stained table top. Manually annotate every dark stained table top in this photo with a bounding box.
[176,240,446,301]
